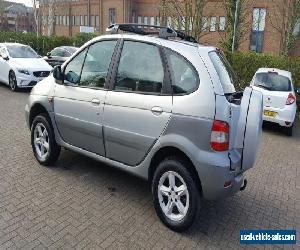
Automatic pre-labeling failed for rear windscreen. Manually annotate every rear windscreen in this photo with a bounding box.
[253,72,291,91]
[209,51,239,94]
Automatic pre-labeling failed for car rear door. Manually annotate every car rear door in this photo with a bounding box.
[103,40,172,166]
[53,40,118,156]
[208,51,263,171]
[232,87,263,171]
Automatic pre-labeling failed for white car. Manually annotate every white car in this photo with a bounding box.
[0,43,53,91]
[251,68,297,136]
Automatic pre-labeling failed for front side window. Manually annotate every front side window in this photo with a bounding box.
[253,73,292,92]
[6,45,38,58]
[79,40,117,88]
[166,49,198,94]
[115,41,164,94]
[64,48,87,84]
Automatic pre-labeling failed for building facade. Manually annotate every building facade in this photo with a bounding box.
[44,0,300,56]
[0,2,34,32]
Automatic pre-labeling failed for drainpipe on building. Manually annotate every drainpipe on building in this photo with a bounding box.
[88,0,91,26]
[232,0,240,53]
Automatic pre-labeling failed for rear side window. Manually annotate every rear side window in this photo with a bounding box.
[253,72,291,91]
[165,49,198,94]
[209,51,237,94]
[115,41,164,94]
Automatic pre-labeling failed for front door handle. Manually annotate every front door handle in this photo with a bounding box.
[91,99,100,105]
[151,106,163,115]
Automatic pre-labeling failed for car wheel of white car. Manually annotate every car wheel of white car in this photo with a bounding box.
[152,157,200,232]
[31,114,61,166]
[9,71,18,92]
[284,124,293,137]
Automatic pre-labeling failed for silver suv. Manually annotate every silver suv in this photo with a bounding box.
[25,24,263,231]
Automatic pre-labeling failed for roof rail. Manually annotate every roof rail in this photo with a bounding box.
[106,23,198,43]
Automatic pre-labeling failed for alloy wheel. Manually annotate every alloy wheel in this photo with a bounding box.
[158,171,190,222]
[33,123,50,161]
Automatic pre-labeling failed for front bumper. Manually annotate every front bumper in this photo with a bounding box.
[263,104,296,127]
[16,72,47,88]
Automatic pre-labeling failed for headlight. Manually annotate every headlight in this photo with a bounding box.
[17,68,30,75]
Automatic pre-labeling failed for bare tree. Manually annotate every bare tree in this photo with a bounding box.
[159,0,207,42]
[47,0,57,36]
[31,0,40,35]
[219,0,254,52]
[268,0,300,56]
[32,0,57,36]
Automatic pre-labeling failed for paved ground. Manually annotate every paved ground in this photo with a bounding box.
[0,84,299,250]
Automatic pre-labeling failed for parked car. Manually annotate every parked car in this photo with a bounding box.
[0,43,53,91]
[44,46,79,67]
[25,24,263,231]
[251,68,297,136]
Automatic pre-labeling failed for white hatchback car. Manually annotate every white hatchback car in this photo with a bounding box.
[0,43,53,91]
[251,68,297,136]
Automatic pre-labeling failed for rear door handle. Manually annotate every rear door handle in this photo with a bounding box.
[151,106,163,115]
[91,99,101,105]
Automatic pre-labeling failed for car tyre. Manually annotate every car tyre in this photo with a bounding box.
[284,124,293,137]
[31,114,61,166]
[152,157,200,232]
[9,71,18,92]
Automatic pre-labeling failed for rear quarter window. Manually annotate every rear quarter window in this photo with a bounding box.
[165,49,199,95]
[209,51,238,94]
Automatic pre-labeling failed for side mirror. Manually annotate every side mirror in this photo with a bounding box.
[296,87,300,95]
[47,52,51,58]
[1,53,9,61]
[53,66,63,84]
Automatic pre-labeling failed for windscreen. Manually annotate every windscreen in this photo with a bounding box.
[209,51,239,94]
[6,45,39,58]
[253,72,291,91]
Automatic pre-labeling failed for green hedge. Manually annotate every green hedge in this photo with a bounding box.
[0,31,97,56]
[226,52,300,89]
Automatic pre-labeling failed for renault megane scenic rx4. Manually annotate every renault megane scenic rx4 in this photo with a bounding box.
[25,24,263,231]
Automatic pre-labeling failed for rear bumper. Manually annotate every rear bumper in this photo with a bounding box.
[263,104,296,127]
[197,163,245,200]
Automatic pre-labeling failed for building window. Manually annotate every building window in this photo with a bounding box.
[95,16,99,27]
[90,15,95,26]
[76,16,80,26]
[80,15,84,26]
[137,16,142,24]
[156,16,160,26]
[144,16,148,25]
[66,16,69,26]
[210,16,217,31]
[201,17,208,31]
[109,8,116,25]
[250,8,266,53]
[84,15,88,26]
[150,16,155,26]
[219,16,225,31]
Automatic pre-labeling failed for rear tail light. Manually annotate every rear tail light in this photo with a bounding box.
[286,93,295,105]
[210,120,229,151]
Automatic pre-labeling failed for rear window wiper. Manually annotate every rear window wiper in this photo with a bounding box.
[257,84,272,90]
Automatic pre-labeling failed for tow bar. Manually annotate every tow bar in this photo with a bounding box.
[240,179,247,191]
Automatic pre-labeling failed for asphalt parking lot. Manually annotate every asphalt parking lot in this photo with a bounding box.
[0,85,299,249]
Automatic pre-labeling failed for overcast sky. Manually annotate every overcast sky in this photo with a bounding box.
[9,0,33,7]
